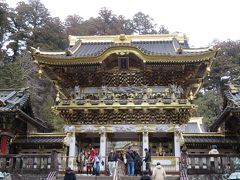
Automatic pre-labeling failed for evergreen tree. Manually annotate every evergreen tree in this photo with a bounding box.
[132,11,157,34]
[7,1,33,58]
[204,40,240,90]
[16,51,64,131]
[42,96,64,131]
[0,2,9,61]
[194,90,222,128]
[158,25,169,34]
[65,14,84,35]
[196,40,240,127]
[7,0,67,59]
[27,17,67,51]
[0,61,24,88]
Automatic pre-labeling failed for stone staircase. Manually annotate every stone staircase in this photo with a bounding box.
[57,174,179,180]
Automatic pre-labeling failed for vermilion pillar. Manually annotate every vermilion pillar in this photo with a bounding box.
[1,135,8,154]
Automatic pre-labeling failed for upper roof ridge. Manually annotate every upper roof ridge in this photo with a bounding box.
[68,33,187,46]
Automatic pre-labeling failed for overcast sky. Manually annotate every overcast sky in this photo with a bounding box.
[7,0,240,47]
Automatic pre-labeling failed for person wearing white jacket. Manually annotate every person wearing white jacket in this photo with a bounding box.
[93,150,102,176]
[152,162,166,180]
[209,145,219,170]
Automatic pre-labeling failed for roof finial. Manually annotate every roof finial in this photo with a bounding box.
[119,34,126,41]
[30,47,40,55]
[189,90,194,100]
[177,46,183,54]
[65,49,73,56]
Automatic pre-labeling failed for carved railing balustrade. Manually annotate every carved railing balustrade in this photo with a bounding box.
[147,98,158,104]
[60,96,191,107]
[56,85,193,124]
[60,95,190,107]
[0,152,58,174]
[103,99,114,105]
[59,85,188,107]
[113,160,127,180]
[186,154,240,175]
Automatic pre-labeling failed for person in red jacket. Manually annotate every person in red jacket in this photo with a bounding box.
[90,146,96,162]
[90,146,96,175]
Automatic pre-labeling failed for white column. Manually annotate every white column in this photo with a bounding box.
[99,126,107,171]
[174,132,181,157]
[64,125,76,170]
[142,130,149,171]
[174,131,181,171]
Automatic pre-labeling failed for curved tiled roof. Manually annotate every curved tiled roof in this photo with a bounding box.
[33,34,216,61]
[210,82,240,131]
[184,123,201,133]
[73,42,112,57]
[184,135,239,144]
[0,89,48,131]
[14,134,66,144]
[224,89,240,106]
[0,89,29,112]
[132,40,177,55]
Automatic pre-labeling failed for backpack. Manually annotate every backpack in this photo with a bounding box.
[95,155,100,162]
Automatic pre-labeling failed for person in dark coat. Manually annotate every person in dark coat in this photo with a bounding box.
[126,146,135,176]
[140,170,151,180]
[134,151,142,176]
[117,151,124,162]
[64,167,76,180]
[108,148,118,176]
[143,148,151,174]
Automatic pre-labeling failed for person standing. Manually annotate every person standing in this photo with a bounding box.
[93,150,102,176]
[152,162,166,180]
[90,146,96,162]
[209,145,219,170]
[117,151,124,162]
[90,146,96,175]
[140,170,151,180]
[77,149,85,174]
[64,167,76,180]
[143,148,151,174]
[108,148,117,176]
[134,151,142,176]
[126,146,135,176]
[181,144,188,168]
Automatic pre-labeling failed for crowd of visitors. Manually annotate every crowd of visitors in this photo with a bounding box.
[76,144,103,176]
[64,144,166,179]
[64,143,221,180]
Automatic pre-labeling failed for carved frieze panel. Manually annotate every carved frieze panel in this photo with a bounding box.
[58,109,192,125]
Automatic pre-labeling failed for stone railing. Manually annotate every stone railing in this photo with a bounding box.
[113,160,126,180]
[186,154,240,175]
[58,156,77,172]
[0,152,58,176]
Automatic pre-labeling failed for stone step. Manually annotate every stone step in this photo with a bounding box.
[57,174,112,180]
[57,174,179,180]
